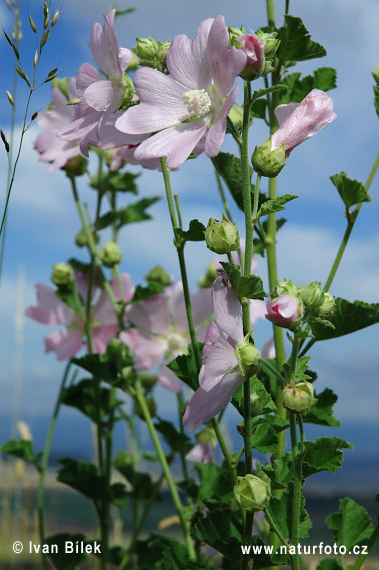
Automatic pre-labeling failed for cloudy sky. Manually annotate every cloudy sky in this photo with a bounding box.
[0,0,378,453]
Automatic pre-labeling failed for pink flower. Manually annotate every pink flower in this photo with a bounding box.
[25,273,133,361]
[34,79,81,170]
[265,294,301,329]
[185,441,215,464]
[120,282,212,392]
[236,31,265,73]
[59,10,137,155]
[271,89,336,156]
[183,276,245,433]
[115,16,247,169]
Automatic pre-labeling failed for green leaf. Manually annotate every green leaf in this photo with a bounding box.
[91,170,139,193]
[71,354,121,385]
[167,344,201,391]
[316,560,343,570]
[233,377,277,418]
[145,536,189,570]
[45,533,87,569]
[238,274,267,299]
[212,153,254,211]
[303,388,340,427]
[195,462,234,503]
[131,282,165,303]
[374,84,379,118]
[97,197,160,229]
[330,172,371,209]
[191,504,243,559]
[61,379,120,422]
[252,84,287,101]
[174,218,206,244]
[282,355,312,383]
[257,194,298,217]
[302,437,353,478]
[325,498,374,551]
[311,298,379,341]
[114,450,162,503]
[272,452,294,488]
[1,439,40,465]
[154,417,191,455]
[57,458,128,506]
[279,67,337,104]
[268,487,312,539]
[277,15,327,67]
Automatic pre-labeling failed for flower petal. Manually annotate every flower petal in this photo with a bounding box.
[127,293,170,335]
[120,328,167,370]
[205,83,238,157]
[91,324,118,354]
[25,284,73,325]
[44,328,83,361]
[212,276,244,341]
[199,322,239,392]
[158,364,184,393]
[84,80,123,113]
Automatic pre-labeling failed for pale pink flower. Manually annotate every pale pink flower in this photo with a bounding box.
[25,273,133,361]
[120,282,212,393]
[236,31,265,72]
[183,276,245,433]
[115,16,247,169]
[58,10,137,155]
[271,89,336,156]
[185,441,214,464]
[265,294,301,329]
[34,79,81,170]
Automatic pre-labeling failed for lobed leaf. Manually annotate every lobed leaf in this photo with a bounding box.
[311,298,379,341]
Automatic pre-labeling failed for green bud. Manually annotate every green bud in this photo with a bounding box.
[127,53,139,71]
[133,36,158,60]
[75,228,99,248]
[63,155,88,177]
[236,336,261,378]
[228,103,244,129]
[106,338,132,370]
[157,39,171,67]
[205,214,240,254]
[99,240,122,268]
[234,473,271,512]
[145,265,171,287]
[250,389,264,417]
[282,381,315,414]
[228,25,246,48]
[251,138,286,178]
[256,29,280,58]
[300,281,325,309]
[198,261,218,289]
[273,279,300,299]
[315,292,335,318]
[138,372,158,390]
[372,64,379,84]
[51,262,74,286]
[121,73,135,107]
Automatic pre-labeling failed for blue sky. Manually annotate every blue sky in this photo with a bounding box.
[0,0,378,454]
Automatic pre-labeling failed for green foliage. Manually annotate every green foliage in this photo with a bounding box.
[45,533,87,569]
[220,262,266,300]
[57,458,128,507]
[1,439,41,465]
[61,379,121,422]
[90,170,139,193]
[167,344,201,391]
[71,353,127,387]
[301,437,353,478]
[279,67,337,104]
[303,388,340,427]
[232,377,277,417]
[269,486,312,539]
[174,218,206,245]
[212,152,254,211]
[135,536,189,570]
[277,15,327,67]
[330,172,371,209]
[256,194,298,218]
[97,196,160,230]
[325,498,374,551]
[131,281,165,303]
[114,450,163,502]
[316,560,342,570]
[154,417,191,455]
[311,298,379,340]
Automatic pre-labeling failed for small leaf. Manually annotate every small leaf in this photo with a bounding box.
[257,194,298,217]
[325,498,374,551]
[238,274,267,300]
[302,437,353,478]
[167,344,201,391]
[303,388,340,427]
[131,282,165,303]
[1,439,39,464]
[174,218,206,244]
[311,298,379,341]
[252,84,287,101]
[277,15,327,67]
[330,172,371,208]
[268,487,312,539]
[45,533,87,569]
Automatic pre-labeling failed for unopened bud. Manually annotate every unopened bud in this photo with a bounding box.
[234,473,271,512]
[256,29,280,58]
[251,137,286,178]
[75,228,98,248]
[282,381,315,414]
[301,282,325,309]
[51,262,74,286]
[145,265,171,287]
[273,279,300,299]
[99,240,122,267]
[205,214,239,254]
[63,155,88,177]
[315,292,335,318]
[236,336,261,378]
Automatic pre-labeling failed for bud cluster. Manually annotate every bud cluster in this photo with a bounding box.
[228,26,280,81]
[133,37,171,73]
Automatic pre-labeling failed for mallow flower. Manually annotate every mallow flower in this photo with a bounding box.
[25,272,133,361]
[265,294,302,330]
[183,276,260,433]
[115,16,247,169]
[120,281,212,392]
[58,10,138,155]
[34,79,81,171]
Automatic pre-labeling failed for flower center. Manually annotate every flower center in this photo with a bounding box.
[167,333,185,352]
[183,89,212,117]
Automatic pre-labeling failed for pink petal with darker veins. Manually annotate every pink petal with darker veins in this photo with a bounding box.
[25,284,73,325]
[212,276,244,341]
[44,328,83,361]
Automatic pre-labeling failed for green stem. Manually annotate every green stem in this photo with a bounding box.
[211,418,237,484]
[266,0,276,27]
[176,392,189,481]
[134,378,196,560]
[38,362,72,569]
[259,357,286,386]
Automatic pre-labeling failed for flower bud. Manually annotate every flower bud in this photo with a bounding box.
[75,228,99,248]
[138,372,158,390]
[205,214,240,254]
[145,265,171,287]
[157,39,170,68]
[315,292,335,318]
[63,155,88,177]
[265,294,302,330]
[236,336,261,378]
[51,262,74,286]
[235,31,266,80]
[273,279,300,299]
[99,240,122,268]
[133,36,158,61]
[282,381,315,414]
[234,473,271,512]
[196,427,217,448]
[106,337,133,370]
[256,29,280,58]
[301,281,325,309]
[251,138,286,178]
